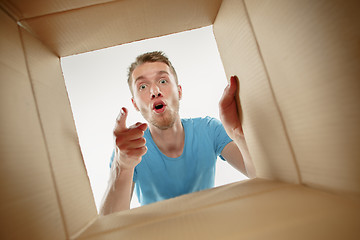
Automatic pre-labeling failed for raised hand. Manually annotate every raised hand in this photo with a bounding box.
[219,75,243,140]
[113,107,148,171]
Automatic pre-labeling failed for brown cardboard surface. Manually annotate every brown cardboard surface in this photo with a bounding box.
[0,10,65,239]
[0,0,114,19]
[20,27,98,237]
[76,179,288,238]
[77,179,360,240]
[245,0,360,194]
[17,0,222,56]
[1,0,360,239]
[213,0,300,183]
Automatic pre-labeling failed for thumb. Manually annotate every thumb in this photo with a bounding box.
[116,107,128,131]
[129,122,148,131]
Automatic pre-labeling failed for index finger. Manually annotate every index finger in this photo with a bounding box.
[115,107,128,132]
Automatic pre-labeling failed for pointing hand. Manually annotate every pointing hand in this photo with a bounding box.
[113,107,148,170]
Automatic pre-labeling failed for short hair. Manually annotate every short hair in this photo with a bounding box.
[127,51,178,93]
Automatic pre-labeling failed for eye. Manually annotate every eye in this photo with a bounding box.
[139,84,147,90]
[159,79,167,84]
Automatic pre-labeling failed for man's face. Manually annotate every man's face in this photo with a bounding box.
[131,62,182,130]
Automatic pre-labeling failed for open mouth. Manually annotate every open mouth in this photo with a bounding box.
[155,104,163,110]
[153,101,166,113]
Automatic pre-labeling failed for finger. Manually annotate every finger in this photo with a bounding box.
[137,123,148,132]
[115,127,145,145]
[125,146,148,159]
[115,121,147,144]
[127,122,147,134]
[116,107,128,131]
[127,123,147,140]
[120,137,146,149]
[228,75,238,96]
[129,122,147,131]
[220,79,235,109]
[132,122,143,128]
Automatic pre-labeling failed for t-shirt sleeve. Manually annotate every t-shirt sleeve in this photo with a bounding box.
[133,168,137,182]
[109,150,115,168]
[205,117,233,161]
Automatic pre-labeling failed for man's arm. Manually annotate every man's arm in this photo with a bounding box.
[219,76,256,178]
[99,167,135,215]
[99,107,147,215]
[221,140,256,178]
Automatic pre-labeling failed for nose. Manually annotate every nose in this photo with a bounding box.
[150,85,162,99]
[151,92,162,99]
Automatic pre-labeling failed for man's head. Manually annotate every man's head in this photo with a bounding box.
[128,51,182,130]
[127,51,178,94]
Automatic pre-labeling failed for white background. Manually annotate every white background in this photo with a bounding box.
[61,26,247,211]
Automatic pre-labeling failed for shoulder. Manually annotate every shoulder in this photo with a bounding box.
[181,116,221,128]
[181,117,224,139]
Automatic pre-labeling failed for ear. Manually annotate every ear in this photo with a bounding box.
[131,98,140,111]
[178,85,182,100]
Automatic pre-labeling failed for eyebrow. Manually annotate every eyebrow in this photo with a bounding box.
[134,71,170,83]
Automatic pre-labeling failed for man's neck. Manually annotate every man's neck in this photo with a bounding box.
[148,117,184,158]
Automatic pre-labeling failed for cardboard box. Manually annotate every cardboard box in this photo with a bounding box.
[1,0,359,239]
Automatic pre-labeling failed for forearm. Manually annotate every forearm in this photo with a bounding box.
[232,135,256,179]
[99,167,134,215]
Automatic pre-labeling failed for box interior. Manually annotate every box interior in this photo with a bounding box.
[1,0,359,239]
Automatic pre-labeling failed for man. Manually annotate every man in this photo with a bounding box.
[100,51,255,215]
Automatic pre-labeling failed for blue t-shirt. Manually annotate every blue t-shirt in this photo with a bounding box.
[110,117,232,206]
